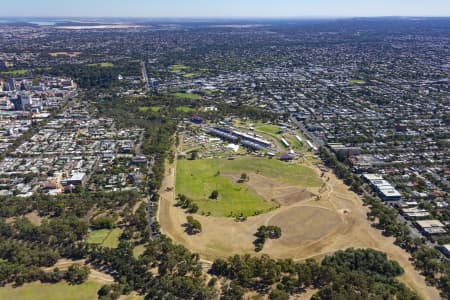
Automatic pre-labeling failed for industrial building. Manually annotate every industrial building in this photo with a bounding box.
[207,127,271,151]
[363,173,402,201]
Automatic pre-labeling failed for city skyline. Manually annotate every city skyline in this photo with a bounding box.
[1,0,450,18]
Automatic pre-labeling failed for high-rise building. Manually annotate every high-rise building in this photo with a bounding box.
[8,79,16,91]
[150,79,159,93]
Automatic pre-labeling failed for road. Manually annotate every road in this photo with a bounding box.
[141,61,149,91]
[290,114,324,149]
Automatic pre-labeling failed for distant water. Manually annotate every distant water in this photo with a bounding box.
[29,21,56,26]
[0,19,56,26]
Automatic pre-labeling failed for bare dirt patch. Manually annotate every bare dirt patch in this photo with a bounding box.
[49,52,81,57]
[25,211,44,226]
[225,172,315,206]
[42,259,114,284]
[268,206,341,244]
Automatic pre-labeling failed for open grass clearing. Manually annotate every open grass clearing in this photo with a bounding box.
[169,64,190,70]
[171,93,201,100]
[216,157,322,187]
[176,159,277,217]
[255,124,281,135]
[86,229,110,244]
[133,244,146,258]
[349,79,366,84]
[176,106,196,113]
[0,281,103,300]
[139,106,161,113]
[0,69,29,76]
[102,228,122,248]
[176,157,321,217]
[182,72,197,78]
[86,62,114,68]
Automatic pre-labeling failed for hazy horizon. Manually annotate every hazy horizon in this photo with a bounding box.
[1,0,449,18]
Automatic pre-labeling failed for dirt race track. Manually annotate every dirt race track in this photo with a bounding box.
[159,160,441,300]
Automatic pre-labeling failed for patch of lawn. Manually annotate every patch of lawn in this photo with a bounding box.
[133,244,146,258]
[176,159,276,217]
[255,124,280,136]
[176,106,195,113]
[218,157,322,187]
[87,62,114,68]
[86,229,110,244]
[349,79,366,84]
[170,64,190,70]
[102,228,122,248]
[0,281,103,300]
[0,69,30,76]
[283,134,308,152]
[139,106,161,113]
[172,93,201,100]
[183,73,196,78]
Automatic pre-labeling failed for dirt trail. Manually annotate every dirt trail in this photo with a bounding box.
[42,259,114,284]
[159,160,441,300]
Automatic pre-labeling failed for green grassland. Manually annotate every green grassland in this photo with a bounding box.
[133,244,146,258]
[0,281,103,300]
[0,281,144,300]
[86,229,110,244]
[176,159,275,217]
[86,228,122,248]
[0,69,30,76]
[283,133,308,152]
[255,124,281,135]
[176,157,321,217]
[182,73,197,78]
[217,157,322,187]
[102,228,122,248]
[86,62,114,68]
[139,106,162,113]
[169,64,190,70]
[176,106,196,113]
[172,93,201,100]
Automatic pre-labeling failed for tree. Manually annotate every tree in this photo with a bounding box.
[239,173,249,183]
[254,226,282,251]
[185,216,202,235]
[190,150,199,160]
[221,282,245,300]
[210,190,219,200]
[187,203,199,214]
[65,264,90,285]
[269,288,290,300]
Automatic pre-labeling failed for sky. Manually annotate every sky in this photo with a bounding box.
[1,0,449,18]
